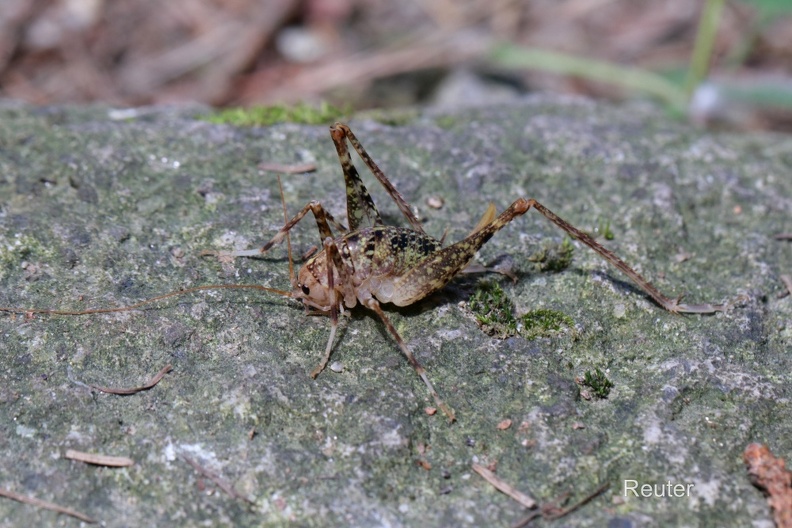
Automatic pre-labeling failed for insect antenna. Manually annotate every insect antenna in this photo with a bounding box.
[0,283,293,317]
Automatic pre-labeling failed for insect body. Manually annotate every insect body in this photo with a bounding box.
[206,123,724,422]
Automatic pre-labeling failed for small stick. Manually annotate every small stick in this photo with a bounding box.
[774,234,792,241]
[0,487,97,524]
[87,364,173,395]
[64,449,134,467]
[543,481,610,521]
[258,162,317,174]
[181,455,254,505]
[472,463,536,509]
[510,482,610,527]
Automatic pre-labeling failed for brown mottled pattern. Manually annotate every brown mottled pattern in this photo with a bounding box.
[345,226,442,280]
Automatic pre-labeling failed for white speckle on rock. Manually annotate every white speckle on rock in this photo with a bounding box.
[330,362,344,373]
[16,425,35,438]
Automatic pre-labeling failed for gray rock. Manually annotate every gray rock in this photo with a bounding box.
[0,95,790,526]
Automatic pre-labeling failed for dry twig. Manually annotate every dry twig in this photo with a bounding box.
[258,162,317,174]
[543,481,610,521]
[472,463,536,508]
[65,449,134,467]
[88,364,173,395]
[473,463,609,527]
[182,455,254,505]
[0,487,96,524]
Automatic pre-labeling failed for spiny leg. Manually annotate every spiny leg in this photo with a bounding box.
[330,123,383,231]
[525,200,723,313]
[392,198,722,313]
[331,123,427,235]
[363,298,456,423]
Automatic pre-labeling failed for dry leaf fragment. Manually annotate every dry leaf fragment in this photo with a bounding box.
[65,449,134,467]
[744,443,792,528]
[779,275,792,299]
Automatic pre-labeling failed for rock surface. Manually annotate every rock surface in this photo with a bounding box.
[0,96,790,526]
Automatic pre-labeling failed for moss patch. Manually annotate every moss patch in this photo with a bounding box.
[519,308,575,340]
[528,237,574,272]
[597,218,615,240]
[468,281,517,338]
[203,101,348,126]
[581,368,614,399]
[468,281,573,340]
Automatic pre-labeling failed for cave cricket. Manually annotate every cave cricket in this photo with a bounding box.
[1,123,724,422]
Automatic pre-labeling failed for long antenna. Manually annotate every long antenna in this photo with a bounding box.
[0,283,292,316]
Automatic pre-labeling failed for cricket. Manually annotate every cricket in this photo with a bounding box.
[1,123,724,422]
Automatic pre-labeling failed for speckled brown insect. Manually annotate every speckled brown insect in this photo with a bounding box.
[203,123,723,422]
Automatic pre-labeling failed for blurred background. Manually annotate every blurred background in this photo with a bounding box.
[1,0,791,130]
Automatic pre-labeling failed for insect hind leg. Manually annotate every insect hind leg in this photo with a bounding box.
[331,123,427,235]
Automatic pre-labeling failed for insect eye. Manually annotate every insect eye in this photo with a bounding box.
[301,285,310,295]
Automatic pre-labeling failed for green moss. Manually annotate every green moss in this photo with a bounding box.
[203,101,349,126]
[582,368,614,399]
[434,115,458,130]
[519,309,574,340]
[468,281,517,338]
[597,218,615,240]
[469,283,573,340]
[528,237,574,272]
[0,234,56,269]
[358,108,420,126]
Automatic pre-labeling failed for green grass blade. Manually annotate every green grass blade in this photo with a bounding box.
[489,43,687,110]
[685,0,725,98]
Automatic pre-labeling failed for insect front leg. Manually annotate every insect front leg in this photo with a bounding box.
[310,237,343,379]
